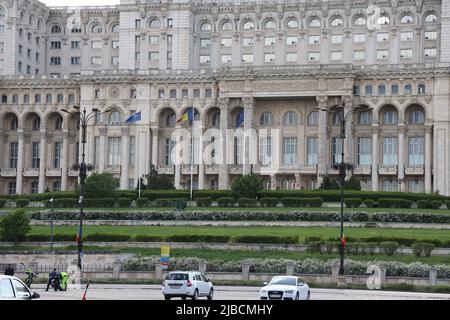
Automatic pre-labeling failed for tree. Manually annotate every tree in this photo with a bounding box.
[345,175,362,190]
[0,209,31,242]
[140,165,174,190]
[84,172,119,198]
[231,174,264,199]
[320,175,339,190]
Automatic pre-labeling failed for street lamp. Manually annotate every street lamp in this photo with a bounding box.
[49,198,54,249]
[61,106,108,270]
[316,101,373,276]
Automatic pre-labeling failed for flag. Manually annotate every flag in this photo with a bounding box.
[125,111,141,124]
[236,110,244,128]
[341,234,346,248]
[82,292,87,300]
[76,225,83,243]
[177,108,194,124]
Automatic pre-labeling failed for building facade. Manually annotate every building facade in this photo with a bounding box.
[1,0,450,195]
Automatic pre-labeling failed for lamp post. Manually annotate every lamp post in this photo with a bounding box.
[316,102,372,276]
[49,198,54,249]
[61,106,106,271]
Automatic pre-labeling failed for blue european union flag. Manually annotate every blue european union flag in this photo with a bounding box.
[236,110,244,128]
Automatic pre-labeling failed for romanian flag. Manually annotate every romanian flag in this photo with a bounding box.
[76,225,83,244]
[177,108,194,124]
[341,234,347,248]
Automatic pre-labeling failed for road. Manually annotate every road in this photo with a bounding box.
[30,284,450,300]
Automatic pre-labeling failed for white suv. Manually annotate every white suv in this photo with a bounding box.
[162,271,214,300]
[0,275,40,300]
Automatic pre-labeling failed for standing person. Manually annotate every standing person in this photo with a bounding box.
[4,264,14,276]
[46,268,57,291]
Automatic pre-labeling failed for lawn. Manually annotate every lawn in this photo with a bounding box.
[28,225,450,242]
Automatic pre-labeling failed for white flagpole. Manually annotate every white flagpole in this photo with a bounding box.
[138,142,141,199]
[242,110,245,176]
[190,106,194,200]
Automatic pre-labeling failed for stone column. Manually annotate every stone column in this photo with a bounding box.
[390,27,399,65]
[317,95,328,186]
[99,127,107,173]
[16,131,24,195]
[270,174,277,190]
[343,96,353,163]
[120,128,130,190]
[429,268,437,286]
[112,261,121,280]
[425,125,432,193]
[198,263,207,275]
[242,263,250,281]
[38,132,47,193]
[243,97,254,175]
[218,98,229,189]
[151,127,159,167]
[371,125,379,191]
[398,125,405,192]
[414,26,423,64]
[320,29,329,64]
[174,125,182,189]
[286,263,295,276]
[343,29,352,64]
[367,30,375,65]
[61,131,69,191]
[0,132,4,169]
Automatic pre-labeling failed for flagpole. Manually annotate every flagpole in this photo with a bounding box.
[190,106,194,200]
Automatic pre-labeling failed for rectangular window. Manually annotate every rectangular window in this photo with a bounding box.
[167,18,173,28]
[307,138,318,165]
[424,48,437,57]
[71,57,81,65]
[264,53,275,63]
[377,50,389,59]
[308,52,320,62]
[111,56,119,65]
[0,25,4,36]
[358,137,372,165]
[409,180,424,193]
[53,181,61,192]
[71,41,81,49]
[149,36,159,45]
[392,84,399,96]
[165,139,176,165]
[108,137,122,167]
[259,137,272,165]
[221,54,232,64]
[365,85,373,96]
[354,50,366,60]
[50,57,61,65]
[94,137,100,167]
[111,40,119,49]
[9,142,18,169]
[286,53,297,63]
[199,55,210,64]
[193,89,200,98]
[205,89,212,98]
[309,35,320,45]
[200,38,211,47]
[158,89,165,98]
[128,179,135,190]
[0,42,3,52]
[243,37,254,46]
[383,180,398,192]
[129,136,135,168]
[31,181,38,194]
[353,34,366,43]
[35,94,41,104]
[425,31,438,40]
[54,142,62,168]
[221,38,232,47]
[286,36,298,45]
[181,89,188,99]
[91,57,102,65]
[32,142,40,169]
[332,138,343,164]
[379,85,386,96]
[50,41,61,50]
[264,36,276,46]
[377,32,390,42]
[8,182,16,195]
[401,49,413,59]
[405,84,412,95]
[135,19,141,29]
[242,54,253,64]
[149,52,159,61]
[283,138,297,166]
[91,41,102,49]
[135,35,140,46]
[331,51,343,61]
[170,89,176,99]
[234,137,242,165]
[408,137,424,166]
[401,32,414,41]
[331,35,343,44]
[383,137,398,165]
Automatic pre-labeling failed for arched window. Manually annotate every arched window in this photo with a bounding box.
[283,111,298,126]
[378,15,390,25]
[409,109,425,124]
[20,10,25,21]
[354,17,366,26]
[331,112,343,125]
[331,18,344,27]
[260,112,274,126]
[0,6,5,17]
[55,116,63,130]
[222,21,233,31]
[165,112,176,127]
[91,24,103,33]
[286,19,298,28]
[109,111,121,124]
[359,111,372,124]
[51,25,61,34]
[10,117,18,130]
[29,15,35,27]
[37,19,42,30]
[383,109,398,124]
[111,24,119,33]
[211,112,220,127]
[243,21,254,30]
[425,14,438,23]
[68,94,75,103]
[200,22,211,31]
[401,15,414,24]
[308,111,318,125]
[264,20,276,29]
[32,117,41,131]
[149,19,161,28]
[309,19,321,28]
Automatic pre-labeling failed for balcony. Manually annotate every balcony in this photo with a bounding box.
[157,165,174,175]
[378,165,398,175]
[353,165,372,175]
[181,165,198,175]
[68,169,79,177]
[0,168,17,177]
[299,165,318,175]
[46,168,62,177]
[229,165,243,174]
[405,165,424,175]
[105,166,121,174]
[204,165,219,175]
[23,168,39,177]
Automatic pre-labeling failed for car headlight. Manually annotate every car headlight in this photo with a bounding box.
[260,290,267,295]
[285,290,295,294]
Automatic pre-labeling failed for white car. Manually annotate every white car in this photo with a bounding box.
[162,271,214,300]
[0,275,40,300]
[259,276,310,300]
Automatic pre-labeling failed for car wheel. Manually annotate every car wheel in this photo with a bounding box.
[207,289,214,301]
[192,289,199,300]
[307,291,311,300]
[164,295,171,301]
[295,292,299,300]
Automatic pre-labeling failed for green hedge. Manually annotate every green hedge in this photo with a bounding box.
[379,242,400,256]
[363,199,376,208]
[134,235,165,242]
[116,198,133,208]
[237,198,258,207]
[165,235,231,243]
[135,198,148,207]
[259,197,279,207]
[344,198,363,208]
[15,199,29,208]
[280,197,323,207]
[142,190,189,201]
[45,198,79,208]
[84,233,132,242]
[84,198,116,208]
[195,197,213,207]
[154,198,186,207]
[26,234,75,242]
[217,197,236,207]
[0,199,7,208]
[232,235,299,244]
[377,198,413,208]
[193,190,233,200]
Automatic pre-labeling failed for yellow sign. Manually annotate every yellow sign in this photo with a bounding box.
[161,245,170,257]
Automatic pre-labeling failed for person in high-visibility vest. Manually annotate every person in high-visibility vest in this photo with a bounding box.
[60,271,69,291]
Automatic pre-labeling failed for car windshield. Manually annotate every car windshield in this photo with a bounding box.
[166,273,188,281]
[269,277,297,286]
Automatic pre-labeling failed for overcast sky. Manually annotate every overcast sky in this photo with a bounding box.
[41,0,121,6]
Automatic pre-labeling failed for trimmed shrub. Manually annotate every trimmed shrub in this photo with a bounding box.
[155,198,186,208]
[114,191,138,200]
[378,198,413,208]
[116,198,133,208]
[84,233,132,242]
[344,198,363,208]
[307,241,322,254]
[417,200,432,209]
[237,198,258,207]
[412,242,436,257]
[193,190,233,200]
[0,199,8,208]
[195,197,212,207]
[142,190,190,201]
[280,197,301,207]
[361,242,378,255]
[135,198,148,207]
[431,200,443,209]
[46,198,78,208]
[217,197,235,207]
[324,241,338,254]
[84,198,116,208]
[304,236,323,243]
[232,235,298,244]
[134,235,165,242]
[165,235,231,243]
[259,197,279,207]
[380,242,400,256]
[446,201,450,210]
[363,199,376,208]
[280,197,323,207]
[15,199,29,208]
[0,209,31,242]
[231,174,264,199]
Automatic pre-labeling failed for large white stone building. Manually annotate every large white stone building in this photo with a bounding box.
[0,0,450,195]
